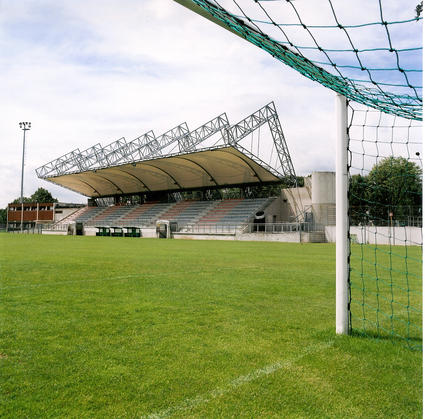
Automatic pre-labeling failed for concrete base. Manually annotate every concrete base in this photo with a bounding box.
[175,231,308,242]
[41,230,68,235]
[238,232,301,242]
[174,233,236,240]
[326,225,421,246]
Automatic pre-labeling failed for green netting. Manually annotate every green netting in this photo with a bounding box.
[178,0,423,349]
[347,102,422,349]
[182,0,422,120]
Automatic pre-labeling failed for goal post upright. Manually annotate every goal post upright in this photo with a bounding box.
[336,93,350,335]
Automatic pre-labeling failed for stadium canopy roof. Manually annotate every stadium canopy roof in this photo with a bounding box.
[37,103,297,198]
[45,146,281,198]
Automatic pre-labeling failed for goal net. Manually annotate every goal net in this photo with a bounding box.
[348,102,422,349]
[174,0,422,348]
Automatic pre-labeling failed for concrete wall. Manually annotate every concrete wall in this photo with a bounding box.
[312,172,335,205]
[311,172,335,226]
[141,228,156,238]
[174,233,236,241]
[263,197,284,223]
[84,227,97,236]
[41,230,68,235]
[175,232,303,242]
[237,232,301,242]
[54,207,80,223]
[325,225,421,246]
[281,184,312,222]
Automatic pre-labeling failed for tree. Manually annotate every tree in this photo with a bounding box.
[0,208,6,225]
[11,196,32,204]
[349,174,369,224]
[349,174,368,207]
[349,158,422,225]
[11,188,58,204]
[30,187,58,203]
[366,157,422,223]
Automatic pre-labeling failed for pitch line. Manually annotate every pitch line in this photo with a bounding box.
[142,341,334,419]
[0,266,262,290]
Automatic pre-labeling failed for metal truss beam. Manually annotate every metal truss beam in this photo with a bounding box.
[35,149,81,178]
[76,138,127,172]
[35,124,189,178]
[90,137,127,169]
[36,104,296,184]
[178,113,229,152]
[124,123,189,162]
[76,144,103,172]
[222,102,275,144]
[112,130,156,165]
[266,103,297,186]
[223,102,296,183]
[234,144,282,179]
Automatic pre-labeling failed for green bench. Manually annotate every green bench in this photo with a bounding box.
[95,227,110,236]
[124,227,141,237]
[111,227,124,237]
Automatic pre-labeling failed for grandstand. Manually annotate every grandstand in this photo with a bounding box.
[36,101,412,245]
[69,197,274,230]
[36,103,325,239]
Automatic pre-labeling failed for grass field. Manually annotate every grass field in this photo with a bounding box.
[350,242,422,348]
[0,234,422,418]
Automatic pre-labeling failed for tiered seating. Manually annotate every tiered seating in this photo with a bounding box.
[74,206,107,223]
[72,198,275,231]
[198,199,243,224]
[198,198,272,226]
[218,198,271,224]
[159,200,218,227]
[119,202,174,226]
[88,206,133,226]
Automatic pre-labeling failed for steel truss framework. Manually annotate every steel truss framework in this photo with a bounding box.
[36,102,297,195]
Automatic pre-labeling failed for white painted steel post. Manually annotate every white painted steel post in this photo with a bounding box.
[336,94,349,335]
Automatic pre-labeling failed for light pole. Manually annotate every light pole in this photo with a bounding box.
[19,122,31,232]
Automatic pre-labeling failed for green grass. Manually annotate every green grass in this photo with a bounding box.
[0,234,422,418]
[350,243,422,348]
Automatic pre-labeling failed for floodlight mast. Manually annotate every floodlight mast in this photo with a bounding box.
[19,122,31,233]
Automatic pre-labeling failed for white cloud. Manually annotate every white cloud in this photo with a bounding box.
[1,0,417,208]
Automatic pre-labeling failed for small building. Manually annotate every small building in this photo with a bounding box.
[7,202,85,230]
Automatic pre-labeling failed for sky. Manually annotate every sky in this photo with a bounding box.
[0,0,420,207]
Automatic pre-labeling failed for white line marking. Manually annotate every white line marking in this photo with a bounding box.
[142,341,334,419]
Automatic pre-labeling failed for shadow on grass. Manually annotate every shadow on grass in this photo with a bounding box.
[350,328,422,351]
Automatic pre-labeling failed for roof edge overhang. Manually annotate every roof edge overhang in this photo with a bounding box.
[43,145,283,198]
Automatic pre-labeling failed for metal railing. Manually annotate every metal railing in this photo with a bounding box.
[180,222,323,235]
[41,224,70,232]
[179,223,241,235]
[244,222,303,233]
[7,225,43,234]
[243,222,323,233]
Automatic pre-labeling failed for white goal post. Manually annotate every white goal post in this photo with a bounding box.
[335,94,350,335]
